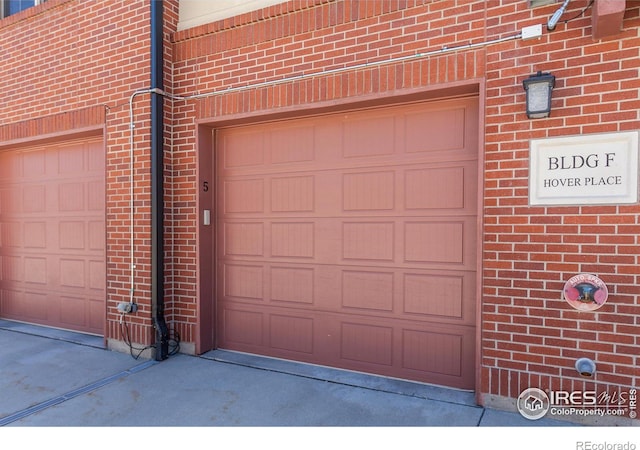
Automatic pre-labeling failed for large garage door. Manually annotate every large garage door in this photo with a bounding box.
[0,137,105,335]
[216,97,478,389]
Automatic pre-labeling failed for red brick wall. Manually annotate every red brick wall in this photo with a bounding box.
[482,0,640,405]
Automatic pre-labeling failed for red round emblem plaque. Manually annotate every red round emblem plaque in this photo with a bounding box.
[563,273,609,311]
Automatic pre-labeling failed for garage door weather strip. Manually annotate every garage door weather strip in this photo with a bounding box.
[0,360,157,426]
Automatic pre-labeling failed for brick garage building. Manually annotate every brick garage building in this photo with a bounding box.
[0,0,638,425]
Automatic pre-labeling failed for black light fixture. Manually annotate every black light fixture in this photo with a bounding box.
[522,71,556,119]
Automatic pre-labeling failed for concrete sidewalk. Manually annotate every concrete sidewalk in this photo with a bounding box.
[0,319,573,427]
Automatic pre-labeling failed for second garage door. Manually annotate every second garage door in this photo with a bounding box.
[216,97,478,389]
[0,137,105,335]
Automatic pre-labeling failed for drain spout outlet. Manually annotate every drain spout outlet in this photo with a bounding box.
[575,358,596,378]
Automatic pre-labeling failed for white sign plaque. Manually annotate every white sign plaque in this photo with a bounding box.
[529,131,639,206]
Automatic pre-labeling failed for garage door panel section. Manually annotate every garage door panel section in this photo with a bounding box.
[0,138,105,335]
[218,101,477,177]
[222,162,476,219]
[219,299,475,388]
[220,262,475,325]
[216,98,478,389]
[221,216,476,270]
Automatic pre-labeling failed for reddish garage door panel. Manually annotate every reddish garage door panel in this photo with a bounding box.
[218,99,477,176]
[218,262,476,326]
[0,139,105,335]
[220,160,478,217]
[220,215,477,278]
[216,98,478,389]
[218,302,475,389]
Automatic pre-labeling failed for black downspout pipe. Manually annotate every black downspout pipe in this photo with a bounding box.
[150,0,169,361]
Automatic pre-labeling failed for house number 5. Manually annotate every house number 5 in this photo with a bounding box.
[202,181,209,192]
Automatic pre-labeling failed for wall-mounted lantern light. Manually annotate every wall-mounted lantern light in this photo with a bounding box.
[522,71,556,119]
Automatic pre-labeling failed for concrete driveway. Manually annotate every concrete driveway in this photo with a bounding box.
[0,319,573,428]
